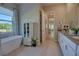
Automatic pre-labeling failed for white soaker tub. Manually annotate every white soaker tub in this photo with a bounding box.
[1,35,22,55]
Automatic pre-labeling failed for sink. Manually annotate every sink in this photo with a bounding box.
[72,36,79,39]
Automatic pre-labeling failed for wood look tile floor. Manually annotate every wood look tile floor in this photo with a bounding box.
[6,38,62,56]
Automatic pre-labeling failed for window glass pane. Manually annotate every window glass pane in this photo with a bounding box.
[0,7,13,33]
[0,21,12,32]
[0,14,12,33]
[0,21,12,24]
[0,14,12,21]
[0,7,13,17]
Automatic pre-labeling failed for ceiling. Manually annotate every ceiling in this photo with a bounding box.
[41,3,66,10]
[41,3,67,18]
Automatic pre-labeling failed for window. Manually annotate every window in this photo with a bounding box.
[27,23,29,37]
[0,7,13,33]
[0,14,13,32]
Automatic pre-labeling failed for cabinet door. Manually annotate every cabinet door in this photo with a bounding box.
[64,44,76,56]
[59,33,76,56]
[61,39,68,56]
[58,33,66,55]
[68,46,76,56]
[58,33,64,47]
[0,40,1,55]
[77,46,79,56]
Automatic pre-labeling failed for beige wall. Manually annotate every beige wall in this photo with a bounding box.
[41,8,49,43]
[66,4,78,28]
[77,4,79,27]
[41,9,46,43]
[54,4,79,40]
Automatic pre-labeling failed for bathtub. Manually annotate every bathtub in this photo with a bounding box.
[1,35,22,55]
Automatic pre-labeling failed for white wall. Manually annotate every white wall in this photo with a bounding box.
[19,4,40,44]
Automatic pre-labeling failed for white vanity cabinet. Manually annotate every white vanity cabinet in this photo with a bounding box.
[58,33,65,54]
[66,45,76,56]
[0,39,1,55]
[58,32,77,56]
[77,46,79,55]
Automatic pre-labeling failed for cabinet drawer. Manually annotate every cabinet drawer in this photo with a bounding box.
[63,35,76,51]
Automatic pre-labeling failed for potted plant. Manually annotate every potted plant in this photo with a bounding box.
[31,38,37,47]
[70,27,79,35]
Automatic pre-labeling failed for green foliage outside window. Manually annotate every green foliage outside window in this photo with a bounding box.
[0,23,12,32]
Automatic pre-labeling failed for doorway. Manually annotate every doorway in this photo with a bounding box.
[48,17,55,41]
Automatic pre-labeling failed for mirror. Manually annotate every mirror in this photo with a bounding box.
[62,3,79,29]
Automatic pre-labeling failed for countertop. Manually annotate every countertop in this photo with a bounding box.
[59,31,79,45]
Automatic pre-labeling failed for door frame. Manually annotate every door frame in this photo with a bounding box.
[40,10,42,43]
